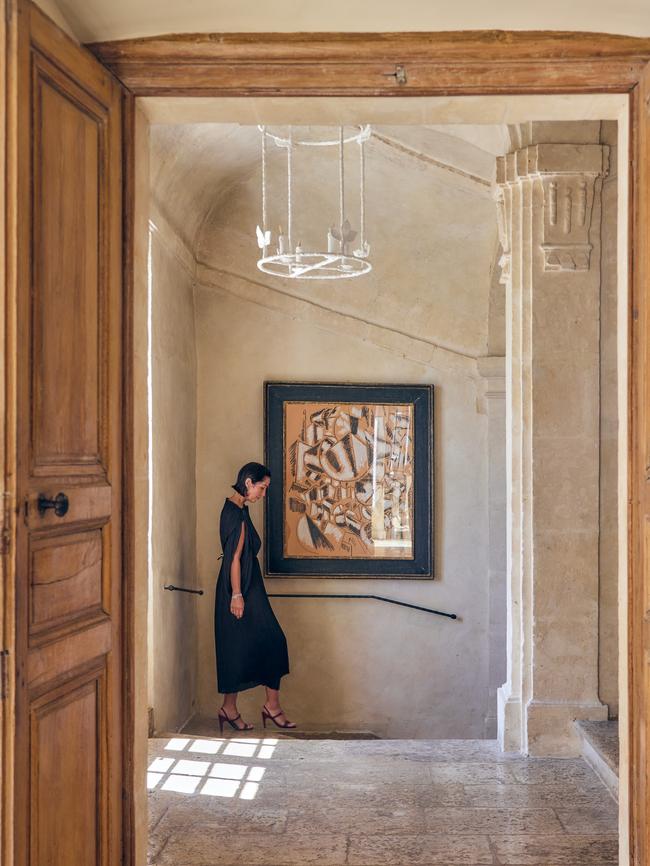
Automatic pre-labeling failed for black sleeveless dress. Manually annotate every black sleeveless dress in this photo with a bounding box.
[214,499,290,693]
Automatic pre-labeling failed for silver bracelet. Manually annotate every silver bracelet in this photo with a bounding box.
[231,592,243,600]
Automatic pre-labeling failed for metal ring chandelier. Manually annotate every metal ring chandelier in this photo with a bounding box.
[256,125,372,280]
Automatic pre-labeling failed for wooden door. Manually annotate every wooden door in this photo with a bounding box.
[12,4,126,864]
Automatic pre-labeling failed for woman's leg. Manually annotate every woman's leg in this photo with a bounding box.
[222,692,239,716]
[220,692,253,730]
[263,686,294,726]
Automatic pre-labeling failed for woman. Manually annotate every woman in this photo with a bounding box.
[214,461,295,732]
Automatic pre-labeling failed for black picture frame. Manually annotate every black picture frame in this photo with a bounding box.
[264,382,434,578]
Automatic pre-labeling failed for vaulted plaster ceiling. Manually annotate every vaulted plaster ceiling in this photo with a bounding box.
[149,122,510,358]
[149,123,510,253]
[38,0,650,43]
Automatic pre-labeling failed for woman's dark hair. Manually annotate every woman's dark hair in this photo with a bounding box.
[232,462,271,496]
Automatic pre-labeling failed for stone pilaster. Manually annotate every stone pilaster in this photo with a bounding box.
[497,142,609,756]
[477,357,507,739]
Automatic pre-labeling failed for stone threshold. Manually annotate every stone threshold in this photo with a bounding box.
[180,714,381,740]
[575,719,619,802]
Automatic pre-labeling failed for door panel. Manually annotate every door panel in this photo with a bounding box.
[14,4,124,865]
[29,528,106,639]
[30,669,106,866]
[31,54,105,472]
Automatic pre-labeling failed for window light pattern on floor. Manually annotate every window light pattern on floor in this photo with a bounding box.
[147,737,278,800]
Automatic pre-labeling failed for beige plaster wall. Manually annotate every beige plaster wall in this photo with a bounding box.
[193,286,492,737]
[52,0,650,43]
[149,209,200,734]
[33,0,81,40]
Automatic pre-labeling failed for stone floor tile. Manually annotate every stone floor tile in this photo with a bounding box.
[424,783,470,806]
[155,799,289,835]
[347,833,493,864]
[424,806,563,835]
[490,833,619,864]
[555,806,619,835]
[148,829,170,864]
[148,799,169,834]
[154,830,348,865]
[508,759,606,787]
[290,778,465,807]
[370,740,521,764]
[428,761,516,784]
[463,782,605,809]
[287,801,425,834]
[278,761,432,789]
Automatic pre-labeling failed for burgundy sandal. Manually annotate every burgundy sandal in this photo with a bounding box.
[261,704,296,729]
[218,707,254,733]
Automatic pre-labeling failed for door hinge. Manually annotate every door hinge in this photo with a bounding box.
[0,650,9,700]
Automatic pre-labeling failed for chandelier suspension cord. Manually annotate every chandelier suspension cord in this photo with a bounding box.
[287,126,293,248]
[261,126,268,251]
[339,125,345,251]
[359,135,365,253]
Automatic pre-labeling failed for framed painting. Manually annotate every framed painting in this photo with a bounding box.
[264,382,434,577]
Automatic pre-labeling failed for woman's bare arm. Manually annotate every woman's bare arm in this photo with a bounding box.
[230,522,245,594]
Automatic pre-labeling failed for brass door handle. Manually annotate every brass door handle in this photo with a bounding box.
[37,492,69,517]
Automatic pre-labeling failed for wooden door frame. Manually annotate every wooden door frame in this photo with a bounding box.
[1,1,14,862]
[3,19,650,866]
[90,29,650,866]
[94,29,650,865]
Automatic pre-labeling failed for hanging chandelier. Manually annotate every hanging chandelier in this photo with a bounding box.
[256,125,372,280]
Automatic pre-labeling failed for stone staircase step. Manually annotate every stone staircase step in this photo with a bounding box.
[575,719,618,802]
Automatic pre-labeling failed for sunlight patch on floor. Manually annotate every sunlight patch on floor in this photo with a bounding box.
[146,737,277,800]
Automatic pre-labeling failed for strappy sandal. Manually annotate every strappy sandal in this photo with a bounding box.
[261,704,297,729]
[218,706,254,733]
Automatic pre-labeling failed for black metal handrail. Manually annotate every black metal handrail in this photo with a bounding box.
[163,584,204,596]
[163,585,457,620]
[268,593,457,620]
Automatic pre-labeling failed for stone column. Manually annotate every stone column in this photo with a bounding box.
[497,143,610,756]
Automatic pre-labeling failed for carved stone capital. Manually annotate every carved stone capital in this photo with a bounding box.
[497,144,609,274]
